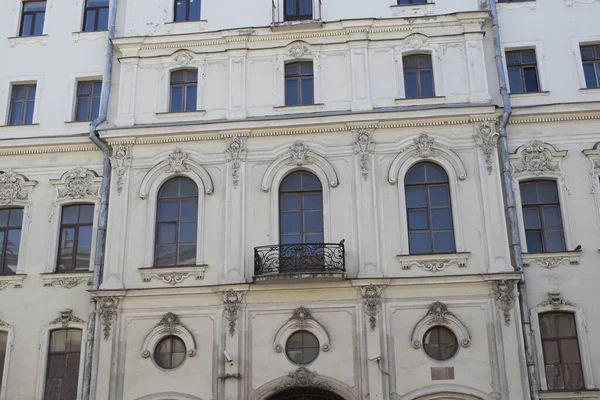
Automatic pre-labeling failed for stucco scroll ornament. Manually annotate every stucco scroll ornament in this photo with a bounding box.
[512,140,559,176]
[353,130,375,180]
[426,301,453,325]
[222,290,244,337]
[157,312,183,334]
[361,285,383,331]
[173,50,194,66]
[0,170,28,205]
[48,277,89,289]
[51,309,85,328]
[492,280,517,326]
[0,319,8,328]
[289,141,311,166]
[98,296,120,340]
[224,136,246,188]
[473,121,500,174]
[278,367,332,390]
[109,144,132,195]
[289,307,314,329]
[287,43,310,58]
[538,292,576,310]
[57,167,99,199]
[166,148,190,173]
[405,34,428,50]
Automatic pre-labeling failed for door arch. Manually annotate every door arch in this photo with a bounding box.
[267,387,345,400]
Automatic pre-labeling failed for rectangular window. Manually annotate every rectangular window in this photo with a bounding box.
[397,0,427,4]
[284,0,313,21]
[0,331,6,392]
[83,0,109,32]
[506,49,540,94]
[540,313,585,390]
[20,0,46,36]
[581,45,600,89]
[75,81,102,122]
[57,204,94,272]
[284,62,314,106]
[44,329,82,400]
[9,84,36,126]
[0,208,24,276]
[170,70,197,112]
[520,181,566,253]
[403,54,435,99]
[174,0,201,22]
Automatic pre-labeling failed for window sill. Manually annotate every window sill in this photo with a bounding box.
[165,20,207,35]
[271,20,323,32]
[395,96,445,106]
[580,87,600,93]
[156,110,207,122]
[510,91,550,97]
[391,3,435,17]
[396,252,470,272]
[0,274,26,289]
[71,31,107,43]
[539,390,600,400]
[0,123,40,129]
[7,35,48,48]
[41,271,93,289]
[522,251,581,269]
[273,103,325,115]
[138,265,208,285]
[497,1,536,10]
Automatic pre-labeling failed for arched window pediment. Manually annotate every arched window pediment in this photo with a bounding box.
[141,312,197,359]
[273,307,331,354]
[411,302,471,349]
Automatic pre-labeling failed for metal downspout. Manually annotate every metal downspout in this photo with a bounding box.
[488,2,538,399]
[82,0,118,398]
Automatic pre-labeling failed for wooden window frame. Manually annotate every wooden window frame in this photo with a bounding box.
[44,329,83,400]
[0,208,23,276]
[284,0,313,21]
[397,0,428,4]
[581,44,600,89]
[402,54,435,99]
[82,0,109,32]
[75,81,102,122]
[169,70,198,113]
[56,204,94,272]
[8,84,36,126]
[19,0,46,37]
[173,0,201,22]
[284,62,314,106]
[506,49,541,94]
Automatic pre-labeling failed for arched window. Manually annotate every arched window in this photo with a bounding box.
[170,69,197,113]
[285,62,314,106]
[279,171,323,245]
[0,208,23,276]
[155,177,198,267]
[44,328,82,400]
[403,54,435,99]
[405,162,455,254]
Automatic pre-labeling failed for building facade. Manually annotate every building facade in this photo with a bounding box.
[0,0,598,399]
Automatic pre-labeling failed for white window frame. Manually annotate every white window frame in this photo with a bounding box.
[501,42,548,94]
[13,0,52,37]
[0,320,15,400]
[571,37,600,90]
[272,0,321,24]
[531,299,595,390]
[2,77,43,126]
[276,43,322,108]
[394,43,444,100]
[158,56,206,114]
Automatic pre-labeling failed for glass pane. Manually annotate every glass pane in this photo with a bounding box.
[404,70,418,98]
[525,231,543,253]
[157,352,171,368]
[9,101,23,125]
[405,164,426,184]
[419,55,432,68]
[521,50,536,64]
[170,86,183,112]
[179,178,198,196]
[300,63,313,75]
[33,12,45,35]
[177,243,196,264]
[419,70,434,97]
[281,172,301,191]
[303,210,323,232]
[8,208,23,227]
[429,185,450,207]
[6,229,22,273]
[84,10,96,31]
[433,230,455,253]
[76,225,92,270]
[155,244,176,266]
[506,52,520,65]
[173,337,186,352]
[179,221,197,242]
[538,181,558,203]
[301,173,321,191]
[0,332,7,354]
[47,355,64,378]
[581,46,594,59]
[174,0,186,21]
[540,314,558,338]
[408,209,428,230]
[542,206,562,228]
[564,365,584,390]
[78,82,90,95]
[543,340,560,363]
[64,356,80,399]
[303,194,321,210]
[285,63,299,76]
[58,228,75,270]
[280,234,301,245]
[0,210,7,227]
[21,15,33,36]
[50,330,67,352]
[287,332,303,348]
[304,233,323,244]
[520,183,538,204]
[523,67,539,92]
[508,67,523,94]
[431,208,452,229]
[24,99,35,124]
[409,231,430,254]
[545,365,564,390]
[158,200,178,221]
[281,212,301,234]
[24,1,47,11]
[303,347,318,363]
[425,163,448,183]
[160,179,179,198]
[76,97,89,121]
[287,348,302,363]
[157,223,176,243]
[557,314,576,336]
[301,78,314,105]
[545,230,565,252]
[185,84,197,111]
[79,205,94,224]
[303,332,319,347]
[62,206,79,224]
[406,186,426,208]
[523,208,540,229]
[91,96,100,120]
[171,352,185,368]
[95,8,108,31]
[285,78,299,106]
[189,0,201,20]
[583,62,599,88]
[281,194,300,211]
[561,339,582,363]
[403,56,417,68]
[180,199,198,220]
[299,0,312,15]
[171,71,185,83]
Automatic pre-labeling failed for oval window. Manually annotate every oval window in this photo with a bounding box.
[423,326,458,361]
[285,330,320,365]
[154,335,187,369]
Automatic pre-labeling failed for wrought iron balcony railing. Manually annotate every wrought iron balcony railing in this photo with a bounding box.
[254,241,345,281]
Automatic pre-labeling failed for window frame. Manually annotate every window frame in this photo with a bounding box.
[284,0,313,21]
[173,0,201,22]
[402,53,436,99]
[285,330,320,365]
[8,83,37,126]
[74,80,102,122]
[44,328,84,399]
[169,69,199,113]
[395,48,444,101]
[153,335,187,370]
[0,208,25,276]
[19,0,47,37]
[82,0,109,32]
[273,0,321,23]
[579,43,600,89]
[284,62,315,107]
[0,323,14,400]
[55,204,96,273]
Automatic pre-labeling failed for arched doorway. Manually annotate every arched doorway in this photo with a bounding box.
[268,387,345,400]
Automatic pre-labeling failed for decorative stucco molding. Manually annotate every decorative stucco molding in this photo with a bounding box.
[141,312,197,358]
[353,130,375,181]
[278,367,332,390]
[50,309,85,327]
[51,166,101,200]
[536,292,576,310]
[138,265,207,285]
[273,307,331,353]
[0,169,37,206]
[222,290,244,337]
[41,272,93,288]
[139,148,214,198]
[491,280,517,326]
[473,121,499,175]
[405,33,428,50]
[97,296,120,340]
[286,41,310,58]
[261,141,339,191]
[583,142,600,193]
[510,140,569,192]
[388,133,467,184]
[396,252,470,272]
[360,285,383,331]
[522,251,581,269]
[224,136,246,188]
[109,144,132,195]
[172,49,195,66]
[0,275,25,290]
[411,302,471,349]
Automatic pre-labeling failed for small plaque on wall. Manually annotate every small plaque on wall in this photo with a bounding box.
[431,366,455,380]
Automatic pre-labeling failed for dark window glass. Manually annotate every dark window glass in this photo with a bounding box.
[506,49,540,94]
[284,0,313,21]
[285,330,319,365]
[423,326,458,361]
[174,0,201,22]
[279,171,323,245]
[75,81,102,122]
[0,331,7,392]
[581,45,600,89]
[155,177,198,267]
[170,70,197,112]
[83,0,109,31]
[405,162,455,254]
[403,54,435,99]
[397,0,427,4]
[57,205,94,272]
[285,63,314,106]
[44,329,82,400]
[0,208,23,276]
[20,1,46,36]
[154,336,186,369]
[9,84,36,126]
[520,181,565,253]
[540,312,584,390]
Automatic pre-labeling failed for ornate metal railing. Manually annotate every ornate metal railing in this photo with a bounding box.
[254,241,345,277]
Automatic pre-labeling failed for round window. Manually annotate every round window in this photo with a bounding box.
[285,330,320,365]
[423,326,458,361]
[154,335,187,369]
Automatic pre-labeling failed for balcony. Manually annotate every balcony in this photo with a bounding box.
[254,241,346,282]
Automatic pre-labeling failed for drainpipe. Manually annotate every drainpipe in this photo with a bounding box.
[488,2,538,399]
[82,0,118,398]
